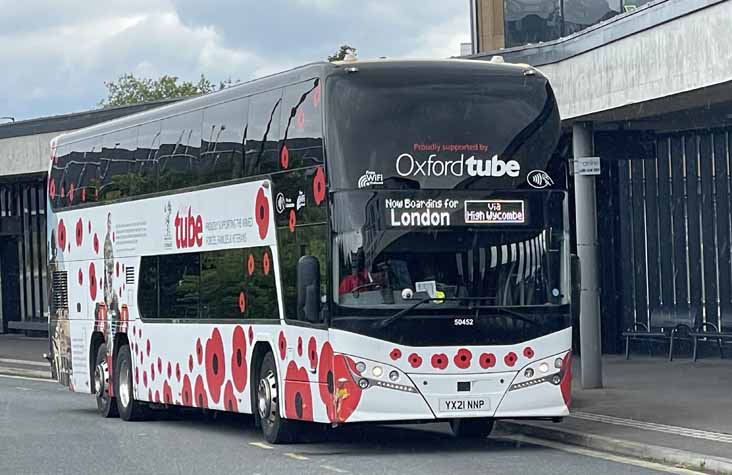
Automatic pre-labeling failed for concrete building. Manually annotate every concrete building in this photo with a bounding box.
[470,0,657,53]
[470,0,732,359]
[0,101,174,333]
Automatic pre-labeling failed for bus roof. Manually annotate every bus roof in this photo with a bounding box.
[54,59,544,147]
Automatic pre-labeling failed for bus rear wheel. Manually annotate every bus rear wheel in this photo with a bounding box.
[94,343,118,418]
[115,344,149,421]
[256,351,297,444]
[450,418,494,438]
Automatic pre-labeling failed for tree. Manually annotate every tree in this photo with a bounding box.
[328,45,357,62]
[99,74,237,108]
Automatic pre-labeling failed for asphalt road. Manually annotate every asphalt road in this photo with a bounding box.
[0,375,690,475]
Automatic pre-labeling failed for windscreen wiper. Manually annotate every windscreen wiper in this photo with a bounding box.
[374,297,496,329]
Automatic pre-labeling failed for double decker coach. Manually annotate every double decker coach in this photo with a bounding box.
[47,58,575,443]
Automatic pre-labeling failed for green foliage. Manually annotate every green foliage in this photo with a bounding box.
[328,45,357,62]
[99,74,238,108]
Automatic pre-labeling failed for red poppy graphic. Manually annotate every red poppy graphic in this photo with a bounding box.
[142,371,148,388]
[205,328,226,403]
[454,348,472,369]
[147,340,151,357]
[231,326,248,392]
[224,380,238,412]
[157,357,162,375]
[560,352,572,407]
[390,348,402,361]
[135,367,139,385]
[318,341,335,420]
[308,337,318,370]
[88,263,97,300]
[175,363,181,382]
[408,353,423,368]
[68,183,75,204]
[431,353,449,370]
[280,144,290,169]
[49,179,56,199]
[93,234,99,254]
[296,108,306,129]
[188,354,194,372]
[247,254,255,276]
[116,262,120,278]
[479,353,496,369]
[238,291,247,313]
[278,331,287,360]
[262,251,271,275]
[181,375,192,406]
[163,381,173,404]
[248,326,254,345]
[155,390,161,403]
[332,354,362,422]
[523,347,535,359]
[196,338,203,364]
[288,209,296,233]
[313,166,326,206]
[284,362,313,421]
[57,220,66,251]
[255,187,270,240]
[166,361,172,379]
[75,219,83,247]
[312,84,321,108]
[148,389,152,401]
[78,269,83,285]
[297,336,303,357]
[150,363,155,382]
[504,352,518,367]
[194,375,208,408]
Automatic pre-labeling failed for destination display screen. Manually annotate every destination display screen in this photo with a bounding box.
[464,200,525,224]
[382,197,527,228]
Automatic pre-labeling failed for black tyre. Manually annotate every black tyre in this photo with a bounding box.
[450,418,494,439]
[94,343,118,418]
[115,344,149,421]
[256,351,298,444]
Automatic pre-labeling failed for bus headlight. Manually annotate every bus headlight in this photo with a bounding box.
[555,358,564,369]
[388,370,399,382]
[539,362,550,373]
[371,366,383,378]
[524,368,534,378]
[355,361,367,373]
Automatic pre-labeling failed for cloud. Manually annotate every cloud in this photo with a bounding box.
[0,0,469,120]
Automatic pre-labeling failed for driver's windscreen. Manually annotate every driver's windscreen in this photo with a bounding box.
[332,191,569,309]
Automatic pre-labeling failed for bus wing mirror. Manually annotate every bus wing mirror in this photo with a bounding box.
[297,256,321,323]
[571,253,581,322]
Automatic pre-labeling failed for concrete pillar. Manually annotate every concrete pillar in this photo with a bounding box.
[572,123,603,389]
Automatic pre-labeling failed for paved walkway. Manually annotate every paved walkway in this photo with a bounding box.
[501,355,732,473]
[0,334,51,378]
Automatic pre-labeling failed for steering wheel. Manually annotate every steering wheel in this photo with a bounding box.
[351,282,383,295]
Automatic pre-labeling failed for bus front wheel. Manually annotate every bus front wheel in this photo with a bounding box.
[256,351,297,444]
[450,418,494,438]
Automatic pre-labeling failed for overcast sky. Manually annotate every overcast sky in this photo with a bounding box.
[0,1,470,122]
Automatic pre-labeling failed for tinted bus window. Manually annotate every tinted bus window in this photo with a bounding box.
[245,89,283,176]
[99,128,138,202]
[158,252,200,319]
[281,79,323,170]
[139,247,279,320]
[159,112,203,192]
[64,137,102,206]
[134,121,161,196]
[199,99,249,184]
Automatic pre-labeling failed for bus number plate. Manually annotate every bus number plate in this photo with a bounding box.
[439,398,490,412]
